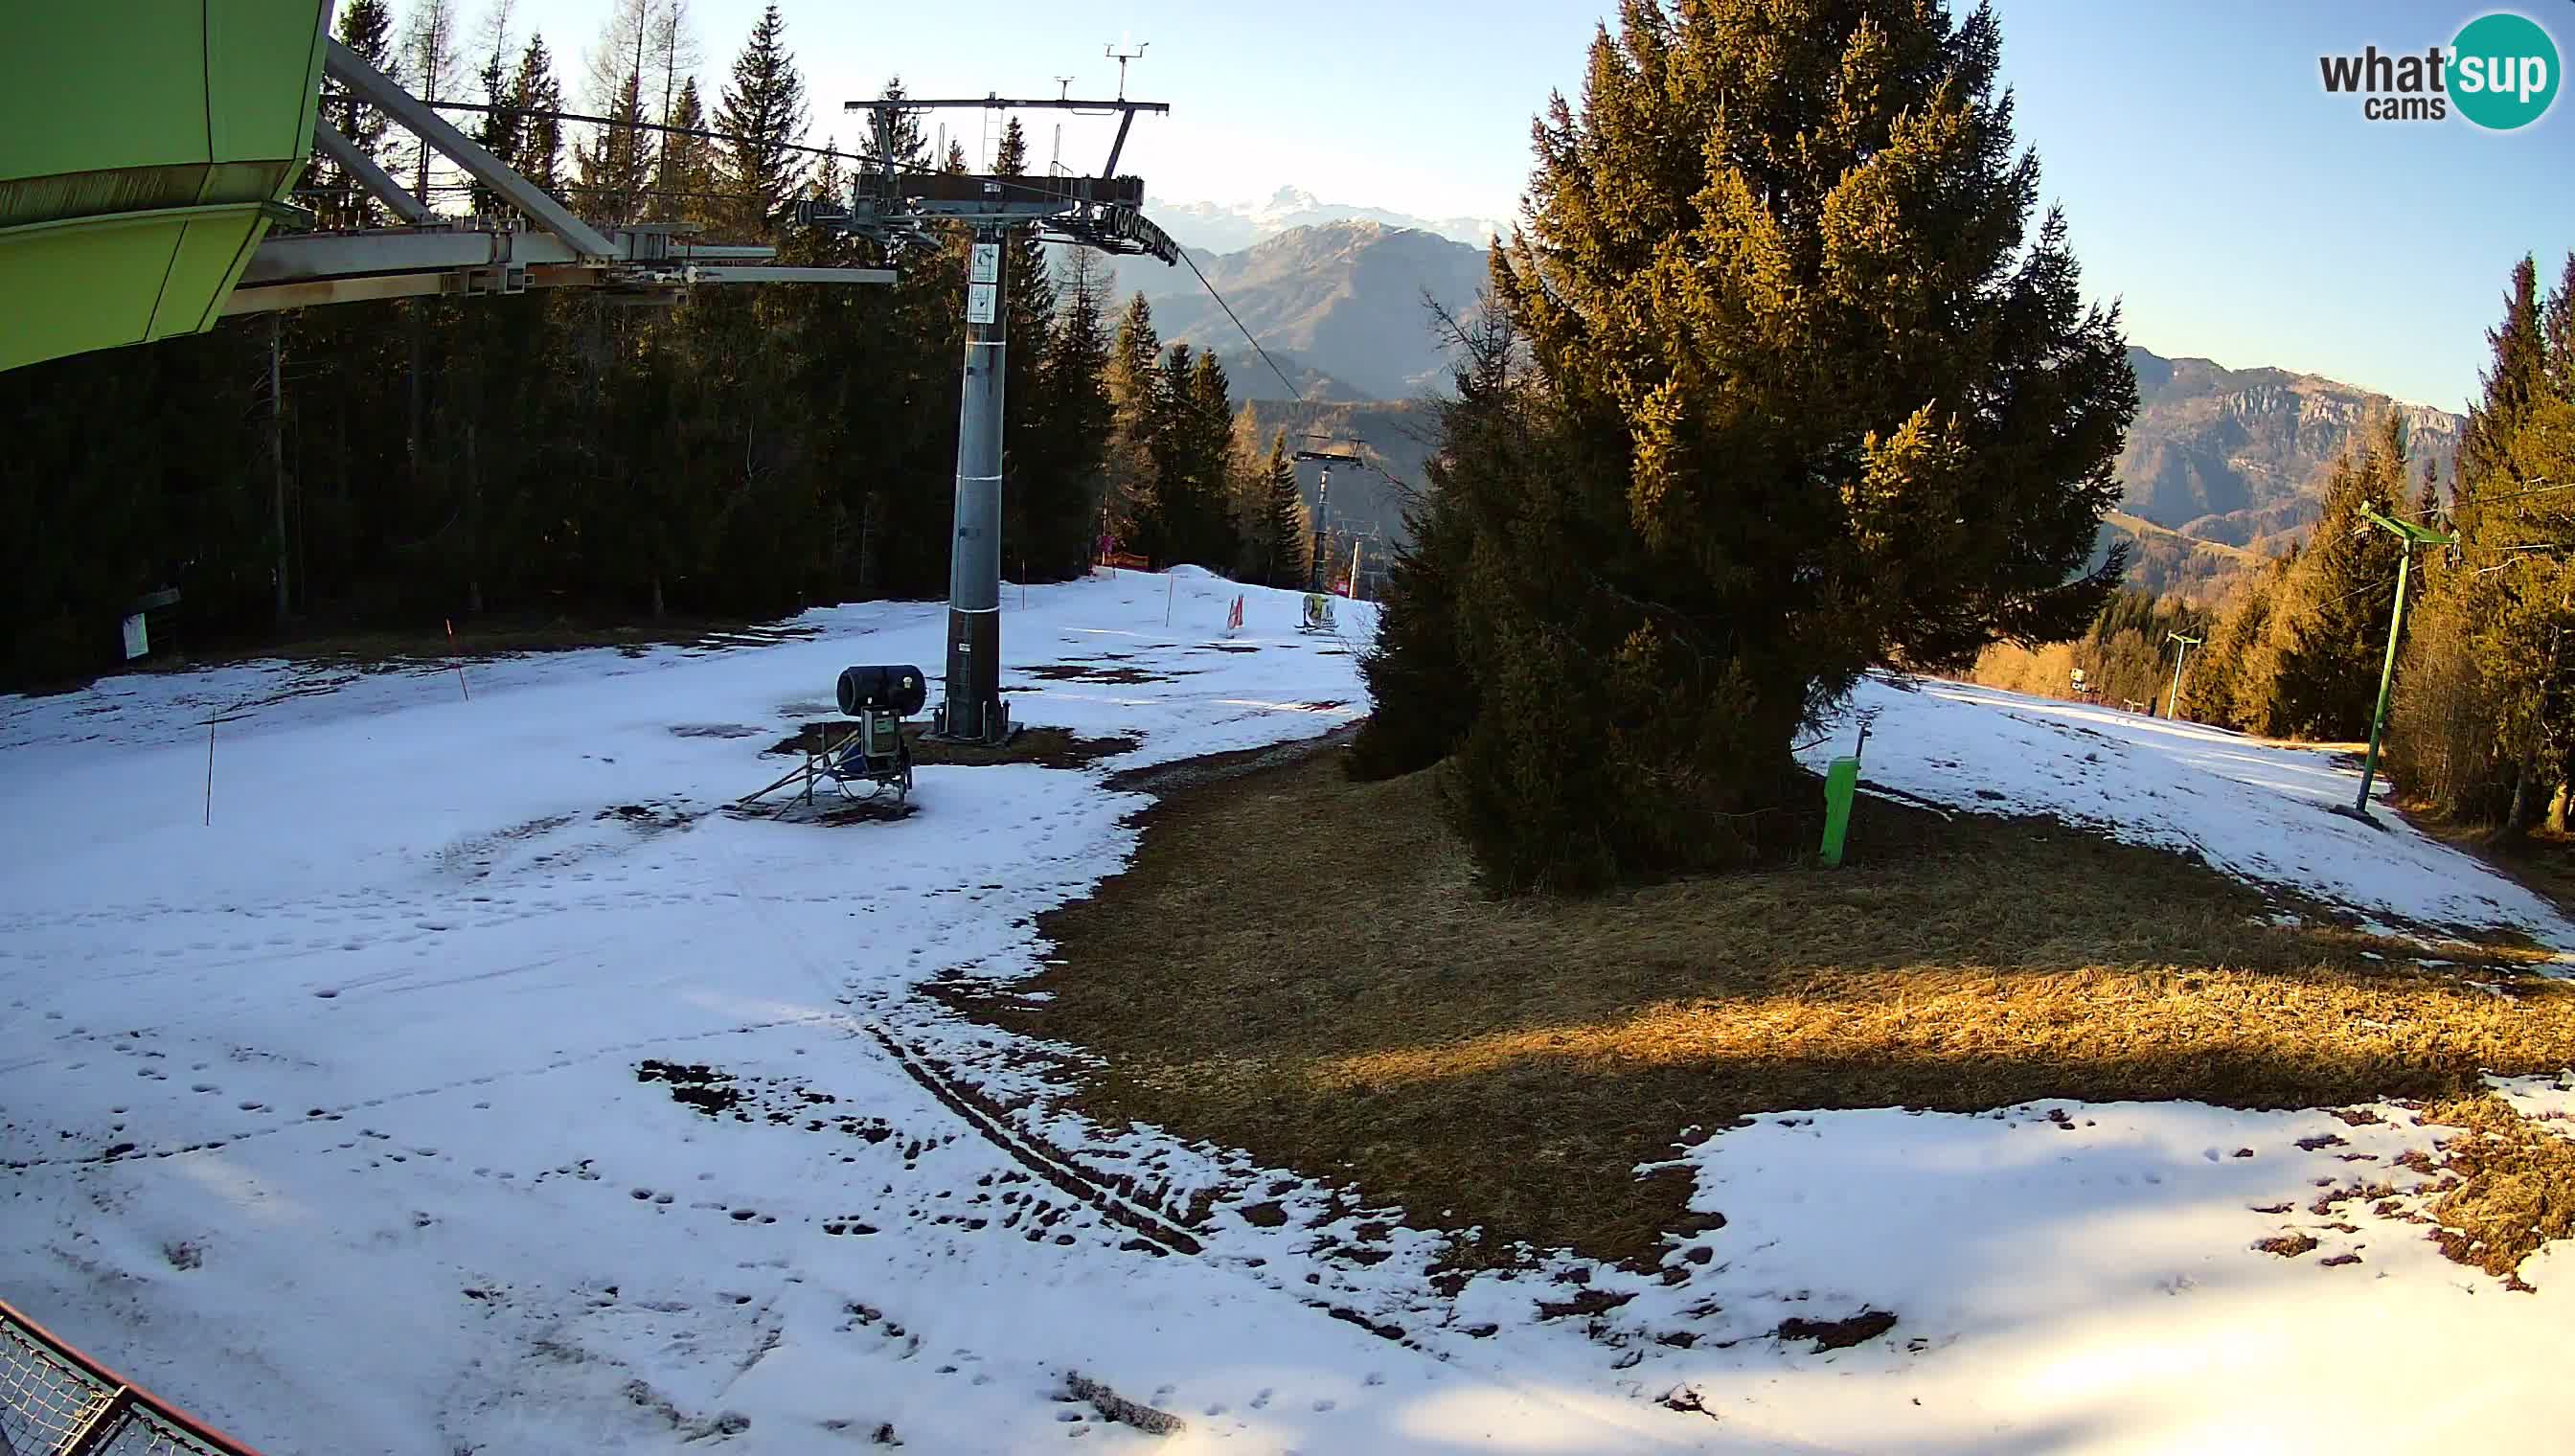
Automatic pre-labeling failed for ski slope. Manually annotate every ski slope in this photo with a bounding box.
[4,577,2571,1454]
[1801,675,2575,949]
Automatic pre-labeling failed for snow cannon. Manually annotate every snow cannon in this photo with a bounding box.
[837,665,927,718]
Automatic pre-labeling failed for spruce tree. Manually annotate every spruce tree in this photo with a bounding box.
[1416,0,2137,889]
[1351,307,1514,779]
[654,79,719,227]
[714,5,810,239]
[1031,250,1117,577]
[2233,416,2411,739]
[2462,258,2546,499]
[513,34,567,201]
[314,0,399,228]
[1259,430,1310,587]
[576,64,652,225]
[1103,293,1163,552]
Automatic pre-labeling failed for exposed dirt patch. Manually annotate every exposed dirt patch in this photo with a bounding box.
[2255,1233,2320,1258]
[1022,663,1186,686]
[1777,1309,1898,1351]
[982,739,2575,1269]
[671,723,765,739]
[764,721,1137,770]
[636,1060,744,1117]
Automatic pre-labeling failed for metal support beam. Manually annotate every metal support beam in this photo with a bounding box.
[1104,110,1136,180]
[323,36,617,259]
[310,119,435,225]
[936,228,1011,744]
[691,265,897,284]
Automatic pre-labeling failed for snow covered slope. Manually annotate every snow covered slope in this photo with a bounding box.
[4,588,2572,1455]
[1801,674,2575,949]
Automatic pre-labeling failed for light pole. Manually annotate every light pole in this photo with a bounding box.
[2163,630,2200,719]
[2345,504,2457,823]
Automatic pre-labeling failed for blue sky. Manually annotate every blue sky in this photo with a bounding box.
[491,0,2574,409]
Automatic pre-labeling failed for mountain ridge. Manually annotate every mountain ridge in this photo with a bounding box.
[1094,213,2460,602]
[1146,185,1506,254]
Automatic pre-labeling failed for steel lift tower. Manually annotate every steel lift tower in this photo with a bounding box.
[814,88,1180,744]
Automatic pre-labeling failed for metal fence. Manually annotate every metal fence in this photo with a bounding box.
[0,1300,260,1456]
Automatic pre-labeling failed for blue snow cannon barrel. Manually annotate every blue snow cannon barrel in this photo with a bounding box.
[837,665,927,717]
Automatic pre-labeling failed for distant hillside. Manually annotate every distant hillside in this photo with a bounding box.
[1240,398,1443,548]
[1111,221,1487,401]
[1147,186,1506,254]
[1091,228,2463,605]
[2118,347,2462,546]
[2095,511,2268,604]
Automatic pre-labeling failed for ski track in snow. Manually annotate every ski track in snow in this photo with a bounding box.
[1,576,2570,1454]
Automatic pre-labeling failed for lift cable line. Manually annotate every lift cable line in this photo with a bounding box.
[1180,247,1307,403]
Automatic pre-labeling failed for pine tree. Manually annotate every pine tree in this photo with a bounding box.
[1031,250,1116,577]
[2231,416,2411,739]
[311,0,399,228]
[512,34,567,201]
[994,117,1030,176]
[654,79,719,226]
[713,5,810,239]
[575,68,652,225]
[857,78,930,176]
[1412,0,2137,889]
[1350,307,1514,780]
[1102,292,1162,552]
[1257,429,1310,587]
[2462,258,2547,498]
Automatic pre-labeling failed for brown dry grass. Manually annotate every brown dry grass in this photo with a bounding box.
[988,744,2575,1268]
[2419,1094,2575,1280]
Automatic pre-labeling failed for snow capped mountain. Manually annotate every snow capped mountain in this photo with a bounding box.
[1147,185,1506,254]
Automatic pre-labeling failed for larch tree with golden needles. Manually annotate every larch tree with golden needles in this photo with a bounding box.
[1375,0,2136,891]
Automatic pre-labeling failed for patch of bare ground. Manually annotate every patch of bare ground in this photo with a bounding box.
[978,739,2575,1272]
[1022,663,1186,686]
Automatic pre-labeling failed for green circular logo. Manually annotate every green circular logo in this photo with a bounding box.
[2451,11,2561,129]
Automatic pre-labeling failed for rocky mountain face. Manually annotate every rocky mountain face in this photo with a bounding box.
[2117,347,2463,553]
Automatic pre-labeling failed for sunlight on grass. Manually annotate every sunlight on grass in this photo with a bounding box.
[997,744,2575,1266]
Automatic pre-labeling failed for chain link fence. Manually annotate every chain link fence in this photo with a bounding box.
[0,1302,260,1456]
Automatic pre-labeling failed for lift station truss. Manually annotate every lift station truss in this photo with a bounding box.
[227,36,895,318]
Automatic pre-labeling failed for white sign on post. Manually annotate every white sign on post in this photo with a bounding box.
[965,284,998,324]
[120,612,148,660]
[968,242,1000,284]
